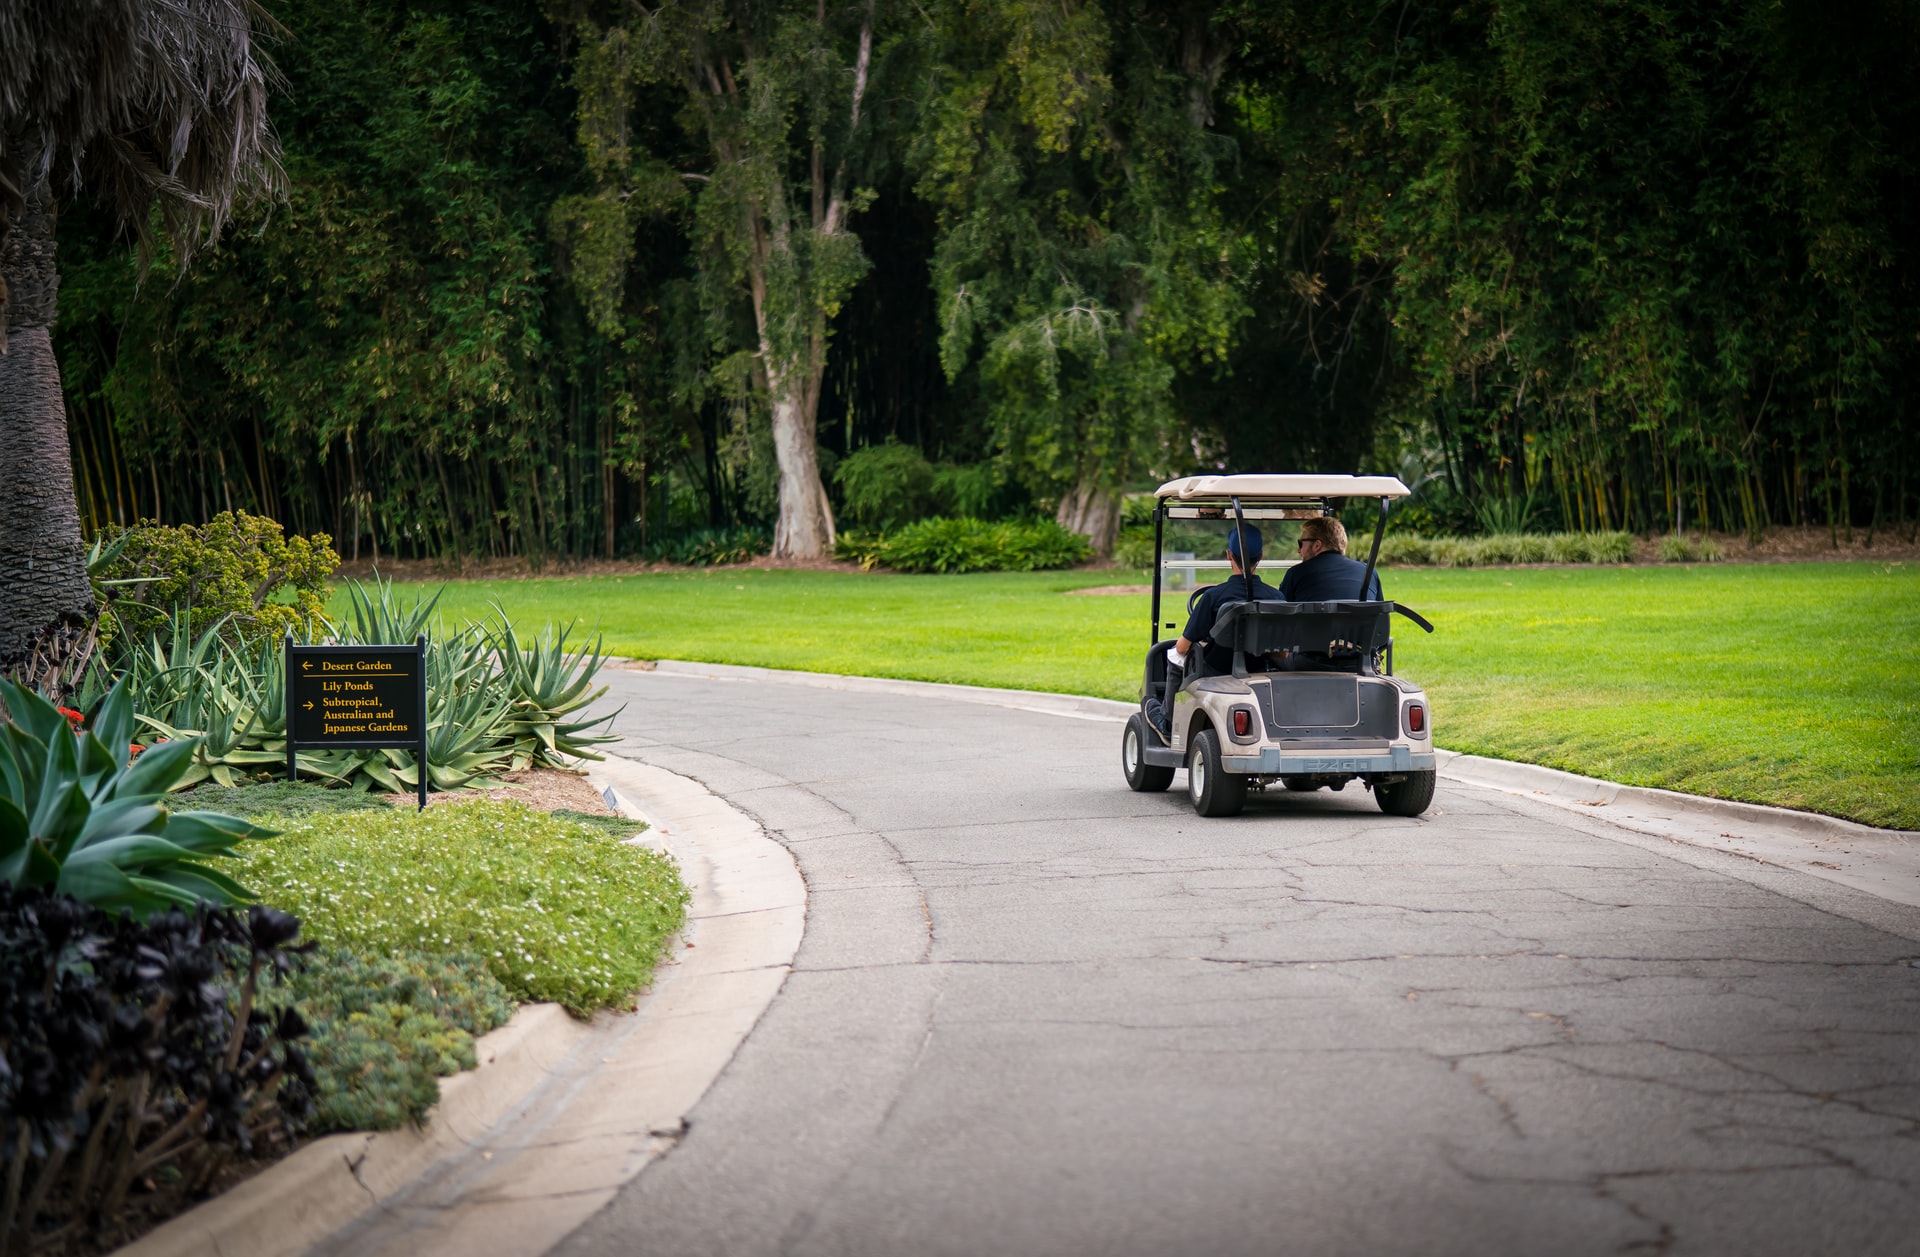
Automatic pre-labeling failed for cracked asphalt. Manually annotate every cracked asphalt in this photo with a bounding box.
[554,670,1920,1257]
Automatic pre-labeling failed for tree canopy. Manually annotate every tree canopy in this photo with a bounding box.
[48,0,1920,560]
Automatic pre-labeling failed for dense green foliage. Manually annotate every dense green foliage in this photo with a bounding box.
[245,800,688,1014]
[290,946,514,1131]
[93,510,339,650]
[837,516,1094,573]
[52,0,1920,558]
[375,562,1920,828]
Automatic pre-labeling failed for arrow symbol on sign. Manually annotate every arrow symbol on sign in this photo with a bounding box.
[302,702,314,710]
[302,661,312,671]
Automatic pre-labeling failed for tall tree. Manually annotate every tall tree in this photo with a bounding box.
[558,0,893,558]
[915,0,1241,555]
[0,0,277,681]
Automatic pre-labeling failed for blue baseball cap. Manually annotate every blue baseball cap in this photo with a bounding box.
[1226,524,1264,563]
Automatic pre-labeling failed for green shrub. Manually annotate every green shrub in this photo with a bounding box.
[847,517,1093,573]
[291,947,513,1131]
[1585,531,1636,563]
[1658,533,1723,563]
[931,463,1002,518]
[835,441,937,528]
[641,526,770,566]
[1543,532,1591,563]
[246,800,687,1014]
[92,510,338,651]
[1112,526,1156,570]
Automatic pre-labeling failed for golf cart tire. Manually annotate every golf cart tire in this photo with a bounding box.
[1187,728,1248,817]
[1122,713,1176,793]
[1374,769,1437,817]
[1279,775,1321,792]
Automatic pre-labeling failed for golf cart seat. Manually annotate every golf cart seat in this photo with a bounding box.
[1208,599,1433,677]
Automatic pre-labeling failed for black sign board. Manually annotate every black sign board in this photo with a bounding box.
[285,636,430,808]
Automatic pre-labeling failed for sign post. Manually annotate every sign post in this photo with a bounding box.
[285,635,431,810]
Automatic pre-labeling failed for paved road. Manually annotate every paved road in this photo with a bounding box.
[557,670,1920,1257]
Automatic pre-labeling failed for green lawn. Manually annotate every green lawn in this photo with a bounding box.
[341,561,1920,829]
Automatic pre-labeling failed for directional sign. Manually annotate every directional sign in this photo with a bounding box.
[285,636,430,808]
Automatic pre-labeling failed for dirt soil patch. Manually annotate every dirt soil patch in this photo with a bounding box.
[395,766,615,814]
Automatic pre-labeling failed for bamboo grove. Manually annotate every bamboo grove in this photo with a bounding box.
[48,0,1920,558]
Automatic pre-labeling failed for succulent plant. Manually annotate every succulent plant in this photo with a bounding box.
[0,679,273,917]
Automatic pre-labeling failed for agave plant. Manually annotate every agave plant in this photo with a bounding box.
[338,574,443,645]
[130,632,287,789]
[0,680,273,916]
[490,613,619,769]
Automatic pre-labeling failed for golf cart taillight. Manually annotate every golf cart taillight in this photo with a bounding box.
[1232,708,1253,737]
[1407,704,1426,735]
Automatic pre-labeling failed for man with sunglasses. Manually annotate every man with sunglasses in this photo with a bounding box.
[1278,516,1383,603]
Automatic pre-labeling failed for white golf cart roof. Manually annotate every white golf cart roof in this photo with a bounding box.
[1155,473,1412,502]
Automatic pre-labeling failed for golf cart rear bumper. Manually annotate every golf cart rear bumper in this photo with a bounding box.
[1221,746,1436,775]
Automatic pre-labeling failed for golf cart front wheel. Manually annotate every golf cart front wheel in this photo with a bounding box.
[1187,728,1248,817]
[1122,714,1175,793]
[1374,769,1437,817]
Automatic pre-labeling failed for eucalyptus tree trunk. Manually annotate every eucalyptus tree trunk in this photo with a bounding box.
[0,170,95,679]
[695,0,875,560]
[1057,480,1121,559]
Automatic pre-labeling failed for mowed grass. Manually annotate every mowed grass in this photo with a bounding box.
[345,561,1920,829]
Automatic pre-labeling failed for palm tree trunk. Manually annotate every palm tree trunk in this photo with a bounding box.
[0,171,95,677]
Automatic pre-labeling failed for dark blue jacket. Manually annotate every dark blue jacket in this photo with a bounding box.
[1278,551,1383,603]
[1181,572,1278,674]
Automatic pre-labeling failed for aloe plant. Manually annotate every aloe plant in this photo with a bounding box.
[0,680,273,916]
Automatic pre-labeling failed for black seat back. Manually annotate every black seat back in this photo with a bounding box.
[1210,600,1396,673]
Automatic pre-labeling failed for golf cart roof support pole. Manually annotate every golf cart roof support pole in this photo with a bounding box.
[1230,495,1248,584]
[1149,502,1164,643]
[1359,496,1388,599]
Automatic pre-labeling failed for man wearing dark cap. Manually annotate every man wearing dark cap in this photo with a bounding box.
[1145,525,1276,737]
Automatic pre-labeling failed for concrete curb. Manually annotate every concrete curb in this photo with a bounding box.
[628,658,1920,907]
[1435,750,1920,909]
[116,755,804,1257]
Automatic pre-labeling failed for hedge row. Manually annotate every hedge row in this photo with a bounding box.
[1378,532,1636,567]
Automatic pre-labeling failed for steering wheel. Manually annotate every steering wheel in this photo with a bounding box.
[1186,585,1214,615]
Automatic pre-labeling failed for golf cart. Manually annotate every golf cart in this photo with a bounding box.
[1120,474,1437,818]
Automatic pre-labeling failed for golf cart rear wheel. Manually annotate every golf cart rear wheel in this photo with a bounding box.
[1122,713,1175,793]
[1374,769,1437,817]
[1187,728,1248,817]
